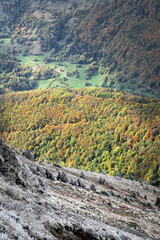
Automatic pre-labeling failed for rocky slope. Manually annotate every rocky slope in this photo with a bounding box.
[0,138,160,239]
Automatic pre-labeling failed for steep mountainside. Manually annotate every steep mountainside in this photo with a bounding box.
[0,88,160,185]
[0,0,160,97]
[0,138,160,239]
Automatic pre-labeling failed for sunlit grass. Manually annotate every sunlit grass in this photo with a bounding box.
[33,78,55,89]
[0,38,11,53]
[15,55,102,89]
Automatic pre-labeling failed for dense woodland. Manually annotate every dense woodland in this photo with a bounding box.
[0,0,160,186]
[0,0,160,97]
[0,88,160,185]
[0,62,59,91]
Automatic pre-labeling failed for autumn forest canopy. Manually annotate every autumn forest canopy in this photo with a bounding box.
[0,88,160,185]
[0,0,160,185]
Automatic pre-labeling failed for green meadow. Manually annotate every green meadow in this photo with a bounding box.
[0,38,11,53]
[0,36,102,90]
[15,55,102,89]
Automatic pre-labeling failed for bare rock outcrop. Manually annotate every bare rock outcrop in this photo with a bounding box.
[0,138,28,186]
[22,149,34,161]
[155,196,160,206]
[0,139,160,240]
[0,138,21,175]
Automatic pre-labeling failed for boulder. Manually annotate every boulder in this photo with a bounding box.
[124,197,132,203]
[108,190,116,196]
[29,165,37,175]
[0,138,22,176]
[71,179,78,186]
[90,183,96,192]
[155,197,160,206]
[77,177,85,188]
[79,171,85,179]
[46,169,56,180]
[37,166,46,177]
[57,171,69,183]
[99,177,106,184]
[22,150,34,161]
[147,202,153,208]
[101,191,110,197]
[38,177,47,191]
[0,138,28,186]
[131,190,140,198]
[139,201,147,207]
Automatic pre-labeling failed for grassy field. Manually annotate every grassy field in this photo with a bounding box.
[0,37,159,98]
[16,55,46,67]
[0,38,11,53]
[0,37,102,90]
[33,78,55,89]
[15,55,102,89]
[34,78,67,89]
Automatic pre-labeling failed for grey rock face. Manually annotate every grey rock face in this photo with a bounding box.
[99,177,106,184]
[155,196,160,206]
[0,139,31,189]
[38,177,47,191]
[0,138,22,181]
[124,197,132,203]
[57,171,69,183]
[144,194,147,200]
[29,165,37,175]
[108,190,116,196]
[77,177,85,188]
[53,163,63,168]
[0,138,160,240]
[101,191,110,197]
[147,202,153,208]
[131,190,140,198]
[90,183,96,192]
[37,166,46,177]
[22,149,34,161]
[46,169,56,180]
[139,201,147,207]
[79,171,85,179]
[71,179,78,186]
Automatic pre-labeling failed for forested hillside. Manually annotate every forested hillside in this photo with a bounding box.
[0,0,160,97]
[0,88,160,185]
